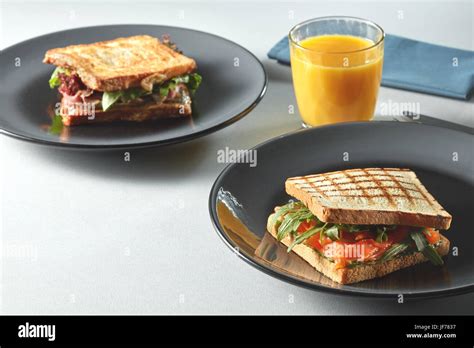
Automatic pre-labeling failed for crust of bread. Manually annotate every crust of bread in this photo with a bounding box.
[267,211,450,284]
[286,168,452,229]
[60,99,191,126]
[43,35,197,92]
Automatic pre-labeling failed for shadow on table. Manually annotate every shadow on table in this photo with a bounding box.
[22,136,217,183]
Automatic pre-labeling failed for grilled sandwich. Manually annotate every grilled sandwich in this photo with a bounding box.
[43,35,201,126]
[266,168,452,284]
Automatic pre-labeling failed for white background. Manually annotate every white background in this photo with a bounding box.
[1,0,473,314]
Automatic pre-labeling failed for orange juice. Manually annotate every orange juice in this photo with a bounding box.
[290,34,384,126]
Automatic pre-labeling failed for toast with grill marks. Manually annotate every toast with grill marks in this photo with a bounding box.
[43,35,197,92]
[285,168,452,229]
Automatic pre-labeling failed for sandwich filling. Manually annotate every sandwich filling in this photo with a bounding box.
[271,201,445,269]
[49,67,202,116]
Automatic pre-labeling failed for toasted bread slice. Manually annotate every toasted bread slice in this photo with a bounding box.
[267,211,450,284]
[43,35,197,92]
[286,168,452,229]
[60,101,191,126]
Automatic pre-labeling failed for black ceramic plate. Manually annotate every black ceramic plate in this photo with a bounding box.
[0,25,266,149]
[209,122,474,298]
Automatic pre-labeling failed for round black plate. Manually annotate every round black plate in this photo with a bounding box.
[209,122,474,298]
[0,25,266,149]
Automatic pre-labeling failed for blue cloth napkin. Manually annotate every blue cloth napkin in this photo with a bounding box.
[268,34,474,100]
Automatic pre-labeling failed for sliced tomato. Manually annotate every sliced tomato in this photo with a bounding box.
[323,239,390,262]
[306,234,322,250]
[423,228,441,245]
[387,226,410,243]
[297,219,317,233]
[358,240,390,261]
[297,220,331,251]
[299,223,396,268]
[306,232,332,251]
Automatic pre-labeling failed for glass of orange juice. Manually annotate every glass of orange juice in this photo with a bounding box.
[289,16,384,127]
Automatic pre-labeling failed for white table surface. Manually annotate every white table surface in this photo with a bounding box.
[1,0,473,314]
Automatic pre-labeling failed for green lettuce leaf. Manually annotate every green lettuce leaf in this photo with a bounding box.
[102,87,151,111]
[101,88,150,111]
[49,113,64,135]
[102,73,202,111]
[120,88,149,102]
[185,73,202,95]
[159,73,202,97]
[49,67,70,89]
[102,91,122,111]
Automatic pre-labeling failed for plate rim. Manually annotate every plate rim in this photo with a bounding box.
[0,24,268,150]
[208,121,474,299]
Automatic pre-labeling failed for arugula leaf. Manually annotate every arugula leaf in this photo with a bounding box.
[270,201,301,229]
[422,245,445,266]
[379,243,409,262]
[276,205,314,241]
[376,227,388,243]
[49,67,70,89]
[410,231,427,250]
[102,91,122,111]
[276,212,299,240]
[287,226,321,252]
[324,225,340,241]
[410,231,444,265]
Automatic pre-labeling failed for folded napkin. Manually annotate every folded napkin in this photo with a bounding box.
[268,34,474,100]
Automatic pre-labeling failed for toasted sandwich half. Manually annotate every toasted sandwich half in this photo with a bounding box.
[266,168,452,284]
[43,35,201,126]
